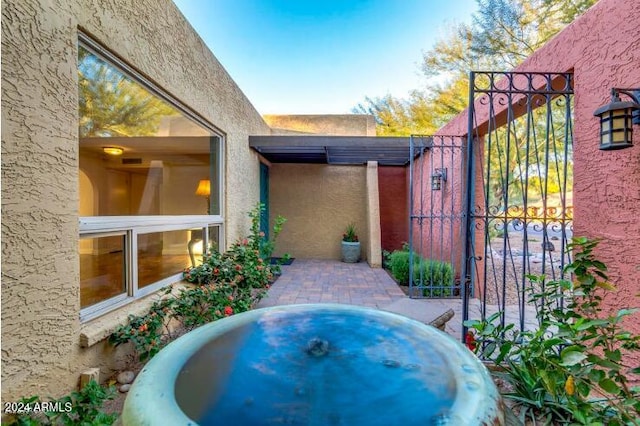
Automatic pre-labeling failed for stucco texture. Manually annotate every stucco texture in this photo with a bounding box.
[436,0,640,363]
[1,0,269,401]
[378,167,408,252]
[265,114,376,136]
[269,164,368,261]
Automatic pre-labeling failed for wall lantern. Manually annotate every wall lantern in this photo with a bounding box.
[102,146,123,156]
[594,88,640,150]
[431,168,447,191]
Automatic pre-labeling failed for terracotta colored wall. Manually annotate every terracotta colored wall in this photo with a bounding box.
[436,0,640,345]
[378,166,409,252]
[410,137,467,275]
[1,0,270,401]
[269,164,368,260]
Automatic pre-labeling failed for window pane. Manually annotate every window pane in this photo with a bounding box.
[207,225,221,253]
[138,230,193,288]
[80,235,126,308]
[78,44,221,217]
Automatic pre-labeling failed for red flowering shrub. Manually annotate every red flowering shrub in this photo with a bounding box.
[111,204,290,363]
[184,203,288,289]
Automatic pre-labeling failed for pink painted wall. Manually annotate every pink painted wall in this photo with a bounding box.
[378,166,409,252]
[436,0,640,348]
[410,137,466,277]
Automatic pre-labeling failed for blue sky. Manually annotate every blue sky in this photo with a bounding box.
[173,0,478,114]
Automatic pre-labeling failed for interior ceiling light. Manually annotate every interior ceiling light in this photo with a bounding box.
[103,146,124,156]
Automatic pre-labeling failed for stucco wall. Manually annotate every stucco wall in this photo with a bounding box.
[410,138,467,275]
[1,0,270,400]
[269,164,368,260]
[436,0,640,352]
[378,166,409,252]
[265,114,376,136]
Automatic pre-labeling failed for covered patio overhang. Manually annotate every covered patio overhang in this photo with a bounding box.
[249,135,429,165]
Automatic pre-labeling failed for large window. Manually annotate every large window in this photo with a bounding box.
[78,34,224,321]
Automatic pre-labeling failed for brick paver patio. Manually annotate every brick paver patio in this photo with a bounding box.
[258,259,538,339]
[258,259,406,308]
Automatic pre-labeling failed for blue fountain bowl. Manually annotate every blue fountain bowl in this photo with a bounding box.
[122,303,504,425]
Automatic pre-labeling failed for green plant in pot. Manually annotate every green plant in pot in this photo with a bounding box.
[341,223,360,263]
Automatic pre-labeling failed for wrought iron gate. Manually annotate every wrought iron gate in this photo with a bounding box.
[460,71,574,340]
[408,135,466,298]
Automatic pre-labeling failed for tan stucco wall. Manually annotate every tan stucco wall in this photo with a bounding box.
[1,0,270,401]
[270,164,368,260]
[265,114,377,136]
[365,162,382,267]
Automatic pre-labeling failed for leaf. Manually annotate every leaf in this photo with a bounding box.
[576,319,609,330]
[560,348,587,366]
[595,281,616,291]
[598,378,620,394]
[616,308,638,318]
[605,349,622,362]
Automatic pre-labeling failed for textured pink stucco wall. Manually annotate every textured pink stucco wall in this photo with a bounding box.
[410,138,467,276]
[378,167,408,252]
[436,0,640,354]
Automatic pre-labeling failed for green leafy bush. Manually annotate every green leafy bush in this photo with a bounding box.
[184,203,287,287]
[387,249,454,296]
[110,283,266,362]
[6,380,117,426]
[465,238,640,425]
[110,204,283,362]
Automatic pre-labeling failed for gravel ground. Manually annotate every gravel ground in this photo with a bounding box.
[482,232,571,306]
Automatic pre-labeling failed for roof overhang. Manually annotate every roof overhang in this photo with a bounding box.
[249,135,429,166]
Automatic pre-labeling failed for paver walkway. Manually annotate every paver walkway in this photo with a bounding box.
[258,259,406,308]
[258,259,538,340]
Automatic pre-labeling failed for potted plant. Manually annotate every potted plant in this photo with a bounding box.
[341,223,360,263]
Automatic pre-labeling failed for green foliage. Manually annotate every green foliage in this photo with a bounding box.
[109,282,264,362]
[356,0,598,136]
[109,204,284,362]
[465,238,640,425]
[185,203,287,286]
[78,46,179,138]
[387,250,454,297]
[342,223,359,242]
[381,249,392,269]
[6,380,117,426]
[353,92,439,136]
[252,204,287,262]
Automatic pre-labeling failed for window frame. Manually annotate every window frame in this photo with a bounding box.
[78,33,226,322]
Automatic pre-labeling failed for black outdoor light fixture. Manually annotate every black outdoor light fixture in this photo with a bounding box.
[594,88,640,150]
[431,168,447,191]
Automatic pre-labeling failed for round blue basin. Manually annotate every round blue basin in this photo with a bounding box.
[122,304,504,425]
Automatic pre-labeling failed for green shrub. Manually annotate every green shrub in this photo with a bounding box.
[184,203,287,287]
[388,250,412,284]
[465,238,640,425]
[110,204,283,362]
[110,283,266,362]
[387,250,454,296]
[6,379,117,425]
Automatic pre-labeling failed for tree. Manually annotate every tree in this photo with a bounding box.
[357,0,598,135]
[353,92,438,136]
[78,46,178,138]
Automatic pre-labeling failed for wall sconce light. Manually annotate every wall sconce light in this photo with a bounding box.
[431,168,447,191]
[195,179,211,214]
[103,146,123,156]
[594,88,640,150]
